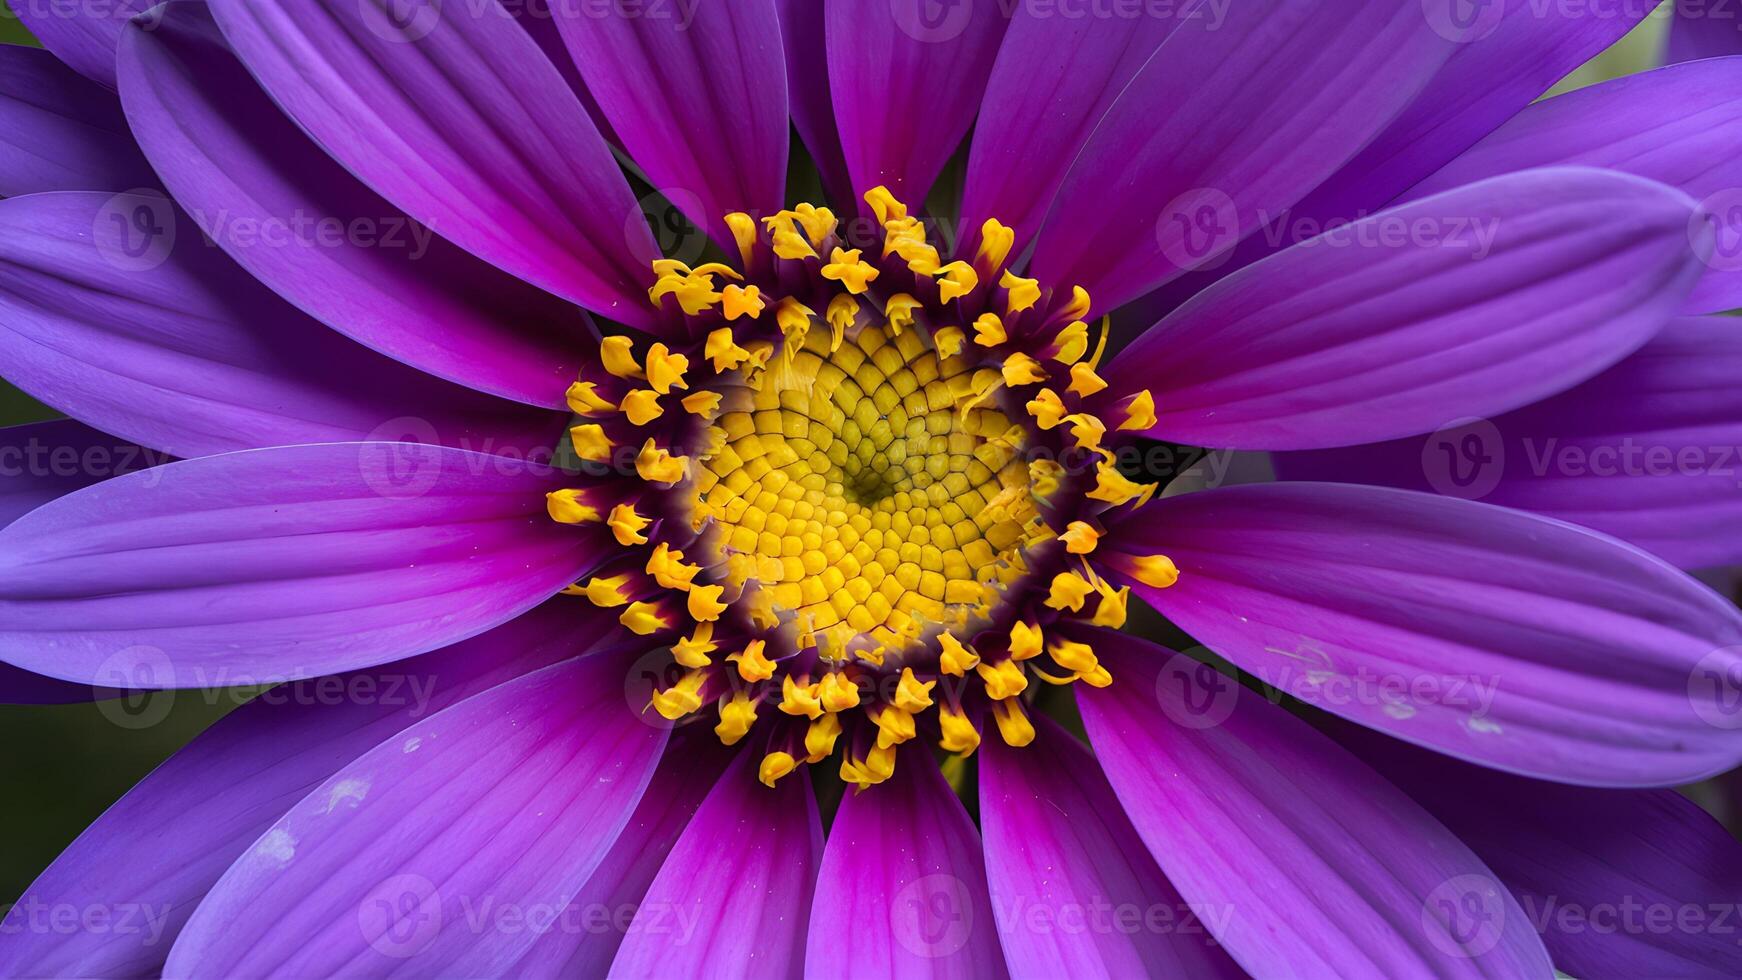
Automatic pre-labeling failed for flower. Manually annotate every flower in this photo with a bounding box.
[2,1,1742,977]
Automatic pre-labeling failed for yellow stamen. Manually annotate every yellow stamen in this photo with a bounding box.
[759,751,797,788]
[635,440,689,485]
[1068,362,1109,398]
[992,698,1036,747]
[977,659,1029,700]
[608,503,650,546]
[672,622,717,668]
[935,261,980,303]
[687,583,728,622]
[681,390,722,417]
[933,326,966,359]
[722,283,766,321]
[893,667,936,713]
[714,694,757,745]
[1001,270,1041,315]
[939,704,981,756]
[724,211,758,266]
[817,672,862,712]
[1046,571,1096,612]
[620,389,663,426]
[805,712,843,762]
[600,335,645,380]
[619,601,669,635]
[873,704,916,749]
[545,489,600,525]
[1061,521,1101,555]
[731,639,777,683]
[972,312,1007,347]
[705,327,752,373]
[865,186,908,225]
[822,247,879,294]
[778,673,823,719]
[977,219,1016,272]
[1120,390,1157,431]
[1001,352,1047,387]
[885,293,921,334]
[580,574,631,608]
[569,424,614,464]
[1009,621,1043,661]
[651,669,706,720]
[645,344,689,395]
[566,381,616,416]
[938,633,980,676]
[1123,554,1181,589]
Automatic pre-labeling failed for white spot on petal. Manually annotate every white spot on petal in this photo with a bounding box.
[325,778,371,814]
[255,828,297,866]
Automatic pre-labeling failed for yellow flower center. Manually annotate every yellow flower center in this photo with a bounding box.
[695,315,1041,662]
[544,187,1172,791]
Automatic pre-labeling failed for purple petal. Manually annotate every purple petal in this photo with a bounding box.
[1145,0,1649,312]
[774,0,851,208]
[826,0,1009,205]
[8,0,152,88]
[206,0,658,327]
[1668,0,1742,62]
[1104,168,1707,451]
[551,0,788,246]
[1077,628,1554,978]
[1354,730,1742,980]
[1101,481,1742,786]
[0,191,563,459]
[0,418,162,529]
[0,442,599,688]
[1406,58,1742,315]
[115,5,595,410]
[610,753,821,978]
[0,602,615,977]
[960,9,1175,255]
[0,43,154,196]
[1028,0,1456,315]
[162,651,668,976]
[505,734,736,978]
[805,747,1008,979]
[979,715,1243,979]
[1280,316,1742,570]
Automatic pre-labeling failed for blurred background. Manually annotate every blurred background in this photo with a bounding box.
[1,0,1738,909]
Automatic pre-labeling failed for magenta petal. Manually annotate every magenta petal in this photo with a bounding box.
[0,419,162,530]
[1407,57,1742,315]
[979,716,1243,979]
[115,4,594,410]
[0,442,600,688]
[1103,482,1742,786]
[206,0,657,327]
[162,651,668,976]
[9,0,152,88]
[0,191,563,459]
[1668,0,1742,62]
[1281,315,1742,570]
[1355,731,1742,980]
[551,0,788,246]
[1148,0,1649,309]
[1028,0,1455,315]
[0,602,614,978]
[774,0,851,207]
[610,753,821,978]
[1104,168,1706,451]
[506,735,735,978]
[1077,628,1554,978]
[0,43,155,196]
[826,0,1009,205]
[959,10,1175,255]
[805,748,1008,979]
